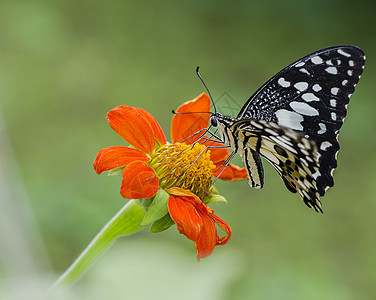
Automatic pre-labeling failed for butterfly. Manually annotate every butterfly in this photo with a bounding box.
[209,45,365,212]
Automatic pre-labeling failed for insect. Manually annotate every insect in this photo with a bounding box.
[208,46,365,212]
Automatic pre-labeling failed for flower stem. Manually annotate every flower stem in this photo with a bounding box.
[51,199,146,288]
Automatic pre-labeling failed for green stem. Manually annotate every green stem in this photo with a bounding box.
[51,199,146,288]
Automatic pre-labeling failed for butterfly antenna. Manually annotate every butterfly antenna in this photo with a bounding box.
[171,110,212,115]
[196,66,217,113]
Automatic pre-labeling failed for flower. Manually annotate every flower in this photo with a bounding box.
[93,93,246,259]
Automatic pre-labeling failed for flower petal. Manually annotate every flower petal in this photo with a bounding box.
[167,191,231,261]
[120,161,159,199]
[171,93,211,144]
[194,211,217,261]
[166,187,214,214]
[213,161,247,181]
[201,138,230,164]
[168,195,203,241]
[210,214,232,245]
[107,106,158,154]
[165,187,202,204]
[93,146,150,174]
[134,108,167,147]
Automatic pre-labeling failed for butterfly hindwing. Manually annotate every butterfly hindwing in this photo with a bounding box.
[233,119,322,212]
[236,45,365,196]
[241,148,264,189]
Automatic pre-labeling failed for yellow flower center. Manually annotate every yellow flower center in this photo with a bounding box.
[149,143,215,199]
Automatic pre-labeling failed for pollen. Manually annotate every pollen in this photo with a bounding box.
[149,143,215,199]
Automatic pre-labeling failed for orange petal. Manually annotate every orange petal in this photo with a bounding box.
[93,146,150,174]
[134,107,166,146]
[213,162,247,181]
[165,187,202,204]
[168,195,203,241]
[171,93,211,144]
[120,161,159,199]
[166,187,214,214]
[200,138,230,164]
[194,211,217,261]
[107,106,158,154]
[211,214,232,245]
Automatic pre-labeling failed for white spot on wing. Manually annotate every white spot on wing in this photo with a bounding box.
[311,56,323,64]
[342,79,348,86]
[331,87,339,95]
[299,68,310,75]
[349,60,354,67]
[302,93,320,102]
[338,49,351,57]
[347,70,353,76]
[289,101,319,116]
[275,109,304,131]
[330,99,337,107]
[320,141,332,150]
[331,112,337,120]
[312,84,322,92]
[278,77,291,87]
[316,152,321,161]
[325,66,338,74]
[294,82,309,92]
[312,170,320,180]
[295,61,305,67]
[317,123,327,134]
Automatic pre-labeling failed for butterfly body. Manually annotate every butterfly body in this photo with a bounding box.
[210,45,365,212]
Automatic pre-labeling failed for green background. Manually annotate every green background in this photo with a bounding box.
[1,0,375,299]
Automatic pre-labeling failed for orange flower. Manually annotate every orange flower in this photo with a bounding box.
[93,93,246,199]
[93,93,246,259]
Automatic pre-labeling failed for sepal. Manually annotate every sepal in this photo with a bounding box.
[204,193,228,205]
[108,166,125,176]
[150,214,175,233]
[140,188,169,226]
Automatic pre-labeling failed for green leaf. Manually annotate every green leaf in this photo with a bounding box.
[150,214,175,233]
[204,193,228,205]
[140,189,169,226]
[108,166,125,176]
[51,199,146,288]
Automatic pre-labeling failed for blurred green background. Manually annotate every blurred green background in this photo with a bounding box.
[1,0,375,299]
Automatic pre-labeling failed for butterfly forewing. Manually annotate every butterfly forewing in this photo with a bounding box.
[236,46,365,197]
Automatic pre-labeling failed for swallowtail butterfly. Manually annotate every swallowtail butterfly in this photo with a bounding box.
[210,45,365,212]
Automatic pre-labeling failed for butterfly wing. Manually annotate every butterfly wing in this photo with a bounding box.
[237,45,365,196]
[233,119,322,212]
[241,148,264,189]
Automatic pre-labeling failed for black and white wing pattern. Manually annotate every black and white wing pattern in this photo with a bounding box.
[237,45,365,198]
[231,118,322,211]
